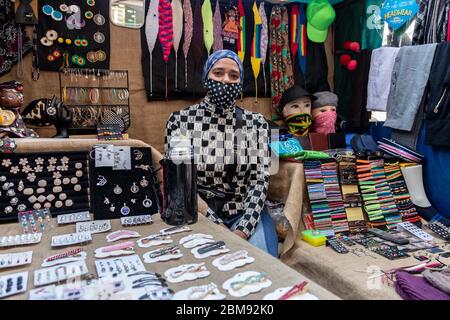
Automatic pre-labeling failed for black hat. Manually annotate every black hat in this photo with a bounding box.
[278,85,317,115]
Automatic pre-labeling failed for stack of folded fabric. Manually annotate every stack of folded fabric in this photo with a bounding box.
[384,162,421,225]
[395,270,450,300]
[377,138,424,163]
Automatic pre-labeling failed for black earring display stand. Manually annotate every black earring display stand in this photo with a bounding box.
[89,147,159,220]
[0,151,90,223]
[59,68,131,135]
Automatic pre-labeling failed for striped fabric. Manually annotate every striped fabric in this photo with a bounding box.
[290,5,299,59]
[237,0,246,63]
[413,0,450,44]
[298,5,307,77]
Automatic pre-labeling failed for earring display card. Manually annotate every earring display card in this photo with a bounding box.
[0,271,29,299]
[18,209,54,234]
[0,151,90,223]
[57,211,91,225]
[51,232,92,247]
[90,147,159,220]
[0,251,33,270]
[0,233,42,248]
[94,255,146,278]
[75,220,111,234]
[34,260,89,287]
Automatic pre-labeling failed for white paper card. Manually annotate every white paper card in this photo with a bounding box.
[0,251,33,270]
[76,220,111,234]
[173,283,226,300]
[222,271,272,298]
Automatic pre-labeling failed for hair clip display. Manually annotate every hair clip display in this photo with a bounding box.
[180,234,215,249]
[34,260,89,287]
[173,283,226,300]
[51,232,92,247]
[191,241,230,259]
[94,241,135,258]
[179,233,214,245]
[222,271,272,298]
[0,271,29,299]
[106,230,141,242]
[75,220,111,234]
[212,250,255,271]
[0,233,42,248]
[0,251,33,270]
[164,263,210,283]
[42,248,86,267]
[137,234,173,248]
[143,245,183,264]
[263,282,318,300]
[94,255,146,278]
[57,211,91,225]
[120,215,153,227]
[160,225,192,236]
[138,287,174,300]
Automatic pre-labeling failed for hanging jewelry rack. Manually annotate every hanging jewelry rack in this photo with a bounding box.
[58,68,131,135]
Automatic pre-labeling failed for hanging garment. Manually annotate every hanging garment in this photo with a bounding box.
[158,0,174,100]
[182,0,193,88]
[259,2,269,96]
[385,44,438,131]
[412,0,450,45]
[361,0,385,50]
[269,5,294,114]
[202,0,213,55]
[0,2,32,76]
[366,47,400,112]
[145,0,160,96]
[290,5,299,60]
[212,0,223,52]
[192,0,204,95]
[250,1,262,102]
[172,0,183,90]
[237,0,246,63]
[298,5,307,79]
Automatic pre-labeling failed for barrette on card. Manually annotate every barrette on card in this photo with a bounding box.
[262,282,317,300]
[191,241,230,259]
[137,234,173,248]
[94,241,135,258]
[106,230,141,242]
[212,250,255,271]
[42,248,87,267]
[173,283,226,300]
[143,245,183,264]
[179,233,214,245]
[164,263,210,283]
[160,225,192,236]
[223,271,272,298]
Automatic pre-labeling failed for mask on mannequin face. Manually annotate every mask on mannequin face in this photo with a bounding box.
[312,106,337,135]
[284,113,312,136]
[282,97,312,119]
[204,78,242,110]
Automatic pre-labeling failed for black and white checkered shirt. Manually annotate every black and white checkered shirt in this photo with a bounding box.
[165,100,270,238]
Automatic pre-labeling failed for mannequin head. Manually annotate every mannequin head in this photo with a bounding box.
[311,91,338,135]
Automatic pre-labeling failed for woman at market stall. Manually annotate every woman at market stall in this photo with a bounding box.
[165,50,278,257]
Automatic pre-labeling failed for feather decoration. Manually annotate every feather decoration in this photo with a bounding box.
[172,0,183,90]
[290,5,299,60]
[158,0,174,100]
[182,0,193,87]
[251,1,262,102]
[202,0,214,55]
[212,0,223,52]
[237,0,246,63]
[145,0,160,97]
[298,5,307,78]
[259,1,269,96]
[192,0,204,95]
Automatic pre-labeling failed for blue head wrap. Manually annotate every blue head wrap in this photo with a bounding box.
[202,49,244,85]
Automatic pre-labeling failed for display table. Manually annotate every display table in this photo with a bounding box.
[1,214,339,300]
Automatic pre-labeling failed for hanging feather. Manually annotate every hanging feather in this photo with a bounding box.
[172,0,183,91]
[298,5,307,79]
[251,1,262,102]
[290,5,299,60]
[202,0,214,55]
[259,1,268,96]
[192,0,204,96]
[237,0,246,63]
[158,0,174,100]
[212,0,223,52]
[145,0,160,97]
[182,0,193,88]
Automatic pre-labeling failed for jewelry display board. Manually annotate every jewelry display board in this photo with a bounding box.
[59,68,131,135]
[89,147,159,220]
[0,152,90,223]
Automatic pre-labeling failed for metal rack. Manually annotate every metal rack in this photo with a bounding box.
[58,68,131,135]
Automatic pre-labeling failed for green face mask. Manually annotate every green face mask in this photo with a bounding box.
[284,113,312,136]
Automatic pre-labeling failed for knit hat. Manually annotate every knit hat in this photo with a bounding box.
[312,91,338,109]
[278,85,317,115]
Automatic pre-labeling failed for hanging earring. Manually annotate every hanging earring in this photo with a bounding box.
[114,185,122,195]
[130,182,139,194]
[140,177,149,188]
[104,197,110,205]
[110,203,115,213]
[120,203,130,215]
[97,175,107,186]
[142,196,152,208]
[131,199,137,204]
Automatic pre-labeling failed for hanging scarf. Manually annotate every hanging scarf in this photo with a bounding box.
[298,5,307,78]
[284,113,312,137]
[192,0,204,96]
[202,0,214,55]
[259,2,269,96]
[269,5,294,115]
[290,5,299,60]
[145,0,160,97]
[158,0,173,100]
[172,0,183,91]
[182,0,193,88]
[212,0,223,52]
[251,1,262,102]
[237,0,246,63]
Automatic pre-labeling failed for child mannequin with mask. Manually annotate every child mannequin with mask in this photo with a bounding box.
[278,85,317,136]
[311,91,338,135]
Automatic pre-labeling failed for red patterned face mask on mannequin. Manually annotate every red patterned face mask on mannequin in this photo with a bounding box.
[313,110,337,135]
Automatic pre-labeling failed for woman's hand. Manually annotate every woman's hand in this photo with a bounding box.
[233,229,248,240]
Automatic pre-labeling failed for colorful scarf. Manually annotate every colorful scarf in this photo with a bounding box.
[158,0,173,100]
[237,0,246,63]
[259,2,269,97]
[298,5,307,78]
[251,1,262,102]
[145,0,159,97]
[290,5,299,60]
[269,5,294,115]
[182,0,193,88]
[202,0,213,55]
[212,0,223,52]
[172,0,183,91]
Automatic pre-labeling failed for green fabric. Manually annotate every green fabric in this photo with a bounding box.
[292,150,330,160]
[202,0,214,55]
[361,0,385,50]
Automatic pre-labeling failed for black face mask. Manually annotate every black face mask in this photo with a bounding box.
[204,79,242,111]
